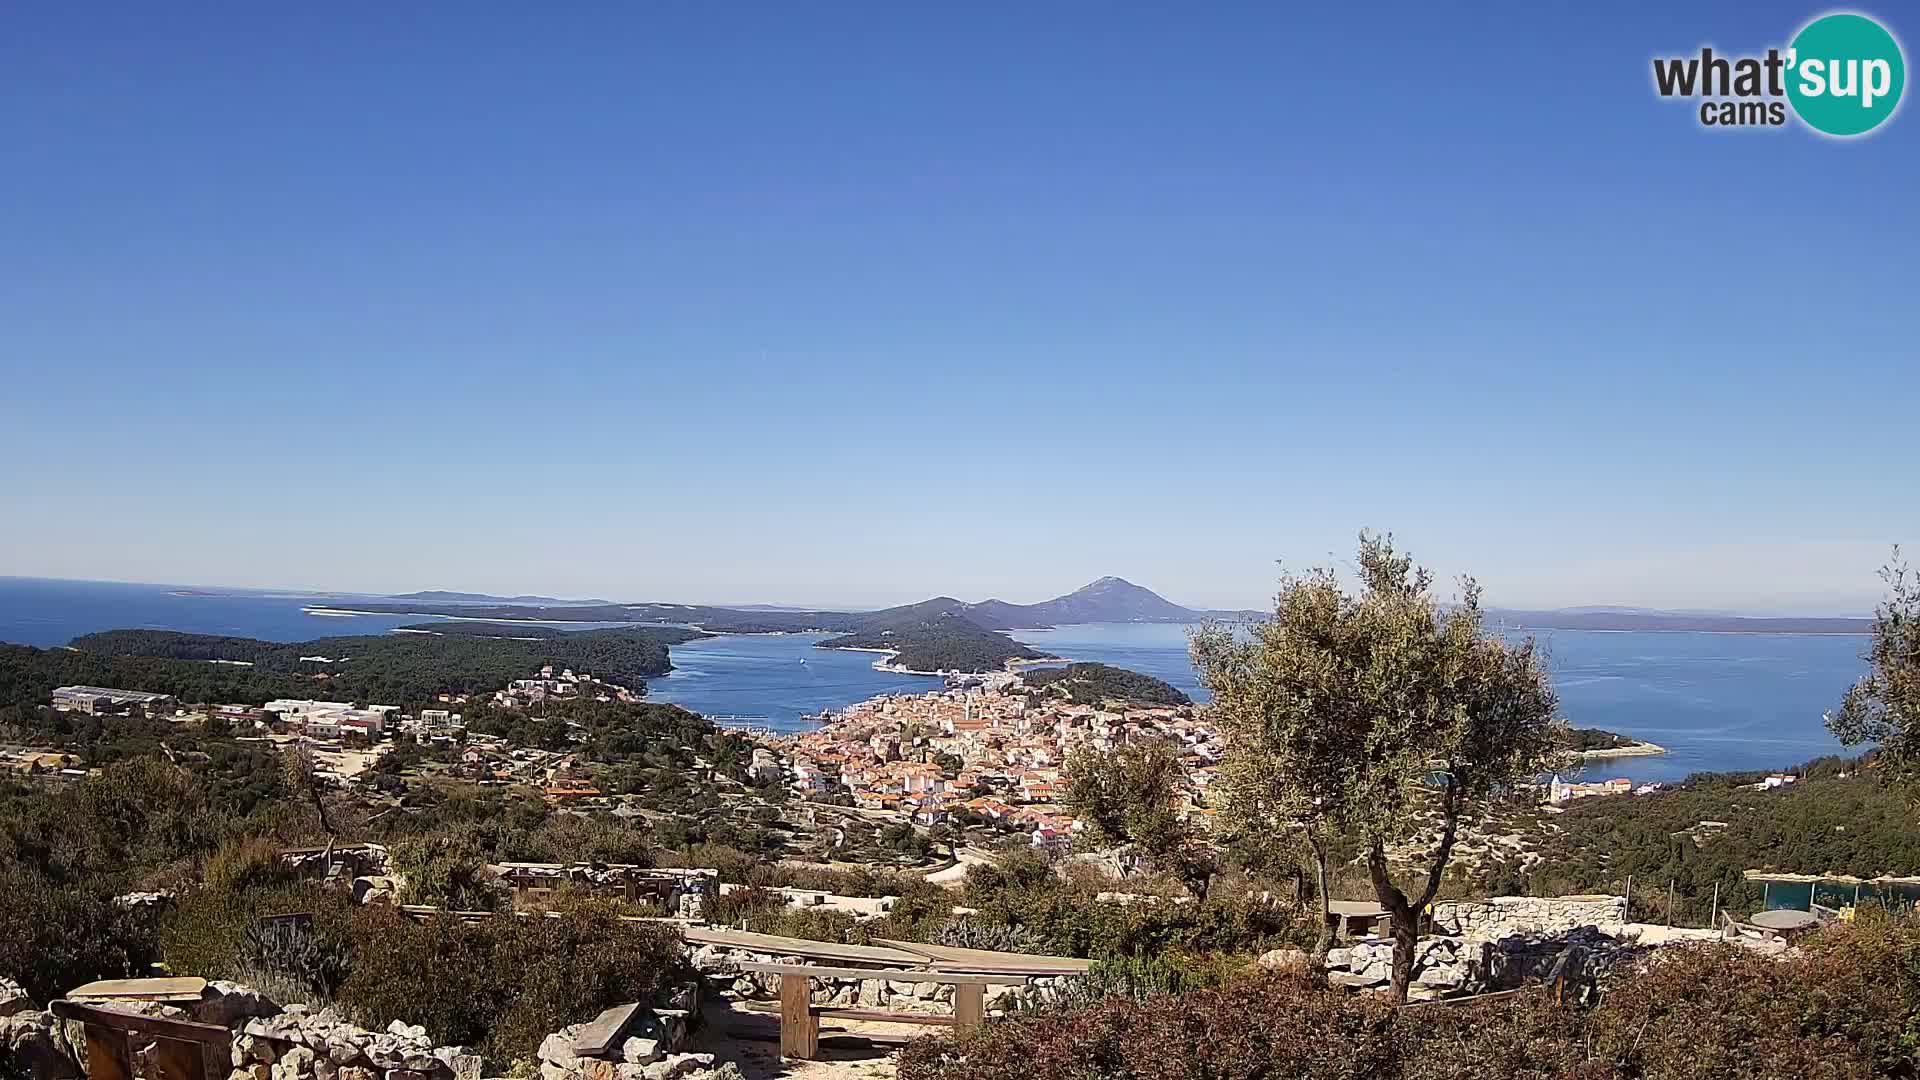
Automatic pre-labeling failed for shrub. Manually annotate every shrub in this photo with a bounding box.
[390,833,499,911]
[1009,953,1227,1015]
[933,917,1044,955]
[960,857,1307,959]
[901,971,1400,1080]
[204,836,295,894]
[335,902,690,1064]
[0,866,157,1002]
[237,917,354,1004]
[899,920,1920,1080]
[158,883,358,989]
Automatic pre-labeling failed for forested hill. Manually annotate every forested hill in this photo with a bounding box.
[325,576,1245,633]
[341,584,1875,637]
[0,625,703,709]
[815,613,1049,673]
[327,600,865,634]
[387,590,611,604]
[1022,662,1191,706]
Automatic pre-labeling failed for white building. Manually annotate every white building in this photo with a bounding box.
[264,699,357,721]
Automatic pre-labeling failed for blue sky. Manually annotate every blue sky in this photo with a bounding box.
[1,2,1913,613]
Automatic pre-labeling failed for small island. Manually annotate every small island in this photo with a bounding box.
[1022,661,1191,707]
[11,624,705,705]
[1564,726,1668,759]
[815,611,1051,674]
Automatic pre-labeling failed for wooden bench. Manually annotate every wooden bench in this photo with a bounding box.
[50,1000,231,1080]
[733,962,1029,1060]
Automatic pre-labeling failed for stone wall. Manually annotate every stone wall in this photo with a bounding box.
[0,981,734,1080]
[689,943,1066,1014]
[1429,895,1627,936]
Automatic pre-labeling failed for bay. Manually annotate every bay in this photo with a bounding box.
[0,577,1875,782]
[1014,623,1870,785]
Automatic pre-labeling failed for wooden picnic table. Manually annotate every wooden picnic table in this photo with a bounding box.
[733,962,1028,1060]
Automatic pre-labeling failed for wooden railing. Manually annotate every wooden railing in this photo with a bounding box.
[49,1001,231,1080]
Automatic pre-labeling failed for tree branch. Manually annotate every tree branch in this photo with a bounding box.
[1414,776,1463,912]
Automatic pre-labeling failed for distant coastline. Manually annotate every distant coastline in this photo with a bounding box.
[302,607,610,626]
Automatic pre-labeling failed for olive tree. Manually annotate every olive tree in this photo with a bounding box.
[1828,549,1920,801]
[1062,737,1216,895]
[1194,533,1563,1000]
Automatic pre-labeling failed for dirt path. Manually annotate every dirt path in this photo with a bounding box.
[694,1002,913,1080]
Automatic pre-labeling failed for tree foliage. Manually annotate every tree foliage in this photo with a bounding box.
[1194,532,1564,999]
[1062,738,1214,894]
[1829,549,1920,803]
[1025,663,1190,706]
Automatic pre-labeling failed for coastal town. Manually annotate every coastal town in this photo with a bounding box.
[9,662,1774,840]
[769,670,1219,848]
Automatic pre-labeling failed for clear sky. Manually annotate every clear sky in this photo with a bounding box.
[2,2,1913,614]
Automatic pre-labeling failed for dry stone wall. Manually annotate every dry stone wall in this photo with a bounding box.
[689,943,1066,1014]
[0,981,733,1080]
[1430,895,1628,936]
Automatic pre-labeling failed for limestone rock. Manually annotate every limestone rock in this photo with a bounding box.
[433,1047,485,1080]
[324,1034,365,1066]
[538,1030,583,1069]
[620,1037,662,1065]
[366,1040,409,1070]
[1256,948,1307,971]
[387,1020,428,1043]
[0,979,36,1019]
[271,1045,316,1080]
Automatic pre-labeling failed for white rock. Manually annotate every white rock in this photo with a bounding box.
[271,1045,316,1080]
[386,1020,428,1044]
[538,1032,581,1069]
[1256,948,1307,970]
[620,1038,662,1065]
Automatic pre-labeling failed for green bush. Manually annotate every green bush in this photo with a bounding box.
[158,883,359,988]
[0,866,157,1002]
[390,833,499,911]
[237,917,355,1004]
[959,853,1306,959]
[335,902,690,1063]
[899,918,1920,1080]
[1009,953,1227,1015]
[933,917,1045,955]
[204,835,296,894]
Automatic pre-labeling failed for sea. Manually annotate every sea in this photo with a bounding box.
[0,577,1873,785]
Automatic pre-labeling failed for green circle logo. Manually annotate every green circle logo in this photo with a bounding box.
[1787,13,1906,136]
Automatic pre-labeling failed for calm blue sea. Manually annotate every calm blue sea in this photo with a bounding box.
[0,578,1873,783]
